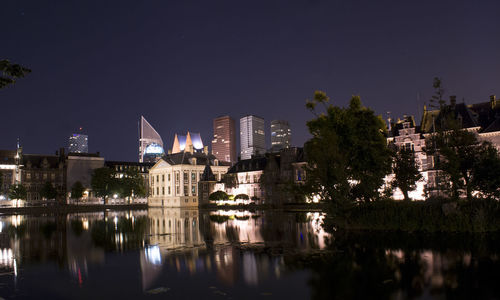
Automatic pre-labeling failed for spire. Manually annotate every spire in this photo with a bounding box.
[172,134,181,154]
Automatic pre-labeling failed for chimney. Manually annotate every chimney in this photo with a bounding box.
[189,145,194,154]
[450,95,456,106]
[203,146,209,155]
[490,95,497,109]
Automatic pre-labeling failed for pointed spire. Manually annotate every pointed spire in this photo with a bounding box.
[172,134,181,154]
[185,131,193,153]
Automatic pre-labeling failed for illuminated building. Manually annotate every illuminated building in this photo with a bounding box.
[240,115,265,160]
[211,116,236,164]
[68,133,88,153]
[270,120,291,152]
[139,116,164,163]
[224,157,267,202]
[171,132,204,154]
[148,151,229,207]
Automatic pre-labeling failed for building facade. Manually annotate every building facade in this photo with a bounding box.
[224,157,267,202]
[66,153,105,200]
[240,115,265,160]
[68,134,88,153]
[21,151,66,202]
[148,152,229,207]
[270,120,291,152]
[211,116,237,164]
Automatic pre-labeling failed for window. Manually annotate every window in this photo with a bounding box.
[156,187,159,195]
[168,174,171,181]
[162,175,165,182]
[191,185,196,196]
[184,185,189,196]
[191,172,196,182]
[156,175,159,182]
[183,172,189,182]
[175,172,179,182]
[176,186,179,195]
[162,187,165,195]
[168,186,171,195]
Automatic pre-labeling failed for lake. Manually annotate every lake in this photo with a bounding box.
[0,208,498,299]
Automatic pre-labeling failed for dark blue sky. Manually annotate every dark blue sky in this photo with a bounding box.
[2,0,500,161]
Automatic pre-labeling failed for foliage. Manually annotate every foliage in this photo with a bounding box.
[429,77,446,109]
[40,182,58,200]
[390,147,423,201]
[471,143,500,199]
[209,190,229,200]
[209,214,230,223]
[427,126,497,200]
[91,167,147,202]
[8,184,27,200]
[71,181,85,199]
[328,199,500,233]
[304,91,392,211]
[234,193,249,200]
[120,169,147,198]
[0,59,31,89]
[91,167,117,200]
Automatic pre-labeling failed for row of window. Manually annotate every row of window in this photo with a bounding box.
[152,184,198,196]
[152,171,222,185]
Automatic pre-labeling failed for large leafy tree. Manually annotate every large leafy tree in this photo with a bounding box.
[303,91,392,210]
[9,184,27,200]
[40,182,58,200]
[120,168,147,199]
[390,147,423,201]
[91,167,117,202]
[71,181,85,200]
[0,59,31,89]
[471,143,500,199]
[427,127,483,200]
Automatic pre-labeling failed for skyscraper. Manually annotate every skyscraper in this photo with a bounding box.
[212,116,236,164]
[240,115,265,160]
[68,133,88,153]
[270,120,291,152]
[139,116,164,163]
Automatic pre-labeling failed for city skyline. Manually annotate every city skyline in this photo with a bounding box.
[2,1,500,161]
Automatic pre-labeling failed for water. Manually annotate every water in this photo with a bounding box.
[0,209,498,299]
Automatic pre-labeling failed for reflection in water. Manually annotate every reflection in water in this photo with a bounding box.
[0,209,498,298]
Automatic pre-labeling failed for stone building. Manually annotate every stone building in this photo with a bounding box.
[21,151,66,202]
[148,151,229,207]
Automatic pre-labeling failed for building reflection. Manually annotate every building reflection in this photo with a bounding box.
[140,208,329,290]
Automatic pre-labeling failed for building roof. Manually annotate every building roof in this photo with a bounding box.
[227,157,267,174]
[161,151,230,166]
[420,96,500,134]
[22,154,63,169]
[200,164,216,181]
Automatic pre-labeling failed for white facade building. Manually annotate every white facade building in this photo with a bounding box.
[148,152,229,207]
[240,115,266,160]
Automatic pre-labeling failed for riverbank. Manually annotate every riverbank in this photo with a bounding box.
[0,204,148,215]
[327,199,500,233]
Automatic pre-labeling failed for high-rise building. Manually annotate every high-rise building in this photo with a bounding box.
[69,133,88,153]
[212,116,236,164]
[139,116,164,163]
[240,115,265,160]
[270,120,291,152]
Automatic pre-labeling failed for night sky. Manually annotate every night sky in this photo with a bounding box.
[2,0,500,161]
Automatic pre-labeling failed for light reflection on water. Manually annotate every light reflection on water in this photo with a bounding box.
[0,209,498,299]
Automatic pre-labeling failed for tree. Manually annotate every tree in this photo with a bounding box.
[9,184,27,200]
[234,193,249,200]
[303,91,392,210]
[209,191,229,201]
[40,182,58,200]
[471,143,500,199]
[429,77,446,109]
[71,181,85,202]
[0,59,31,89]
[120,168,147,201]
[391,147,423,201]
[91,167,117,203]
[427,128,482,200]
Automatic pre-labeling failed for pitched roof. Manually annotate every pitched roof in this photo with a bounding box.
[227,157,267,174]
